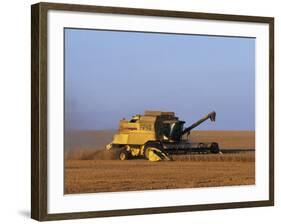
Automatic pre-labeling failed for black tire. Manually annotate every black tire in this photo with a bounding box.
[118,149,130,160]
[210,142,220,154]
[144,142,161,159]
[144,142,173,161]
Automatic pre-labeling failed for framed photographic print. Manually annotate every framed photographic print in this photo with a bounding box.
[31,2,274,221]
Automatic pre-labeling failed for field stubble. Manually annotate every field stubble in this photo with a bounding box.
[65,131,255,194]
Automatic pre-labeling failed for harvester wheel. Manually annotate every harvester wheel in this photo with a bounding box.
[118,149,130,160]
[144,142,171,161]
[144,143,159,159]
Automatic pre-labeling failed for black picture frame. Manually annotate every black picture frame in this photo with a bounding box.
[31,2,274,221]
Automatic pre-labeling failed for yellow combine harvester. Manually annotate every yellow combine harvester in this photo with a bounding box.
[106,111,220,161]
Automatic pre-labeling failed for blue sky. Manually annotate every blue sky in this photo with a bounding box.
[64,28,255,130]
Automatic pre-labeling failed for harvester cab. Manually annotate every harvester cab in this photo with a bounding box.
[106,111,219,161]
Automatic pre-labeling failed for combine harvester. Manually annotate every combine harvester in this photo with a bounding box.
[106,111,220,161]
